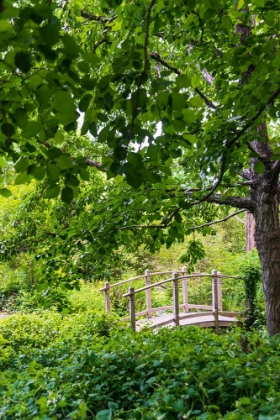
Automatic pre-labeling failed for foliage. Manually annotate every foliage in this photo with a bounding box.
[0,313,280,418]
[179,239,206,273]
[240,249,264,328]
[0,0,279,331]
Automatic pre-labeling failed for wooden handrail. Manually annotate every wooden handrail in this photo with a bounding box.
[123,276,174,296]
[99,271,178,291]
[122,272,232,297]
[100,272,242,292]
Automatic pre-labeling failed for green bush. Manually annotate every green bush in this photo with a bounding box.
[1,312,280,419]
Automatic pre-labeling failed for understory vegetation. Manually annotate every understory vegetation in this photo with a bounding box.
[0,186,267,419]
[0,209,268,419]
[1,313,279,419]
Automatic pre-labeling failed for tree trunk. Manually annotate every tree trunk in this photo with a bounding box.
[246,211,256,252]
[252,182,280,336]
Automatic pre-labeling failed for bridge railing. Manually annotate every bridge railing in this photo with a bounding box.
[100,268,186,314]
[100,269,240,330]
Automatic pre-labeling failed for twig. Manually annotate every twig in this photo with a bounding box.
[92,38,112,53]
[149,52,216,110]
[80,10,116,24]
[186,209,246,231]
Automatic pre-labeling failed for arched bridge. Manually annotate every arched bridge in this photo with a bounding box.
[100,268,242,331]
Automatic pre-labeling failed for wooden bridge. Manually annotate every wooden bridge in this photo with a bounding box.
[100,268,242,331]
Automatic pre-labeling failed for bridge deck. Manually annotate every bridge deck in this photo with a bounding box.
[136,312,239,331]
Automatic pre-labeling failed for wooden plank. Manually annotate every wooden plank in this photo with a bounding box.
[136,313,238,331]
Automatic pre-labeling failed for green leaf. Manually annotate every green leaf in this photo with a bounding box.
[61,186,74,203]
[1,123,15,137]
[14,52,32,73]
[31,166,46,181]
[15,157,30,173]
[45,184,60,199]
[98,126,110,143]
[47,163,61,181]
[252,0,265,5]
[157,92,169,107]
[171,92,187,111]
[182,109,196,123]
[14,172,30,185]
[80,169,90,181]
[54,130,64,145]
[0,20,12,33]
[221,16,232,30]
[62,34,80,58]
[183,134,196,144]
[79,94,93,112]
[21,121,41,139]
[176,75,191,89]
[53,90,77,125]
[0,188,12,197]
[55,155,73,170]
[0,157,6,168]
[254,161,265,174]
[96,409,112,420]
[189,96,204,108]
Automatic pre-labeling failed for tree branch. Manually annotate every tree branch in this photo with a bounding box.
[150,52,216,110]
[92,38,112,53]
[229,86,280,152]
[80,10,116,24]
[240,169,251,180]
[187,209,246,231]
[190,152,227,206]
[85,157,106,172]
[205,194,253,211]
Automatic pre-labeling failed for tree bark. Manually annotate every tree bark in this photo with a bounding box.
[252,179,280,336]
[246,212,256,252]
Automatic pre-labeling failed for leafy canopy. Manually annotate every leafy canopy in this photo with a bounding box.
[0,0,279,196]
[0,0,279,289]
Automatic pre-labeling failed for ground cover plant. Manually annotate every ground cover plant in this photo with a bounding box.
[0,311,279,420]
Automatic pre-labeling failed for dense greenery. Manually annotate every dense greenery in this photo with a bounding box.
[0,0,280,332]
[0,311,279,419]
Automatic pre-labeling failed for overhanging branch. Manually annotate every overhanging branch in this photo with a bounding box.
[205,194,253,211]
[150,52,216,110]
[186,209,246,231]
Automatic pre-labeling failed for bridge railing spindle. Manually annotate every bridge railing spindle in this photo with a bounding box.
[212,269,219,332]
[172,272,179,326]
[145,269,152,319]
[217,271,223,311]
[104,282,111,313]
[182,266,189,313]
[128,287,136,331]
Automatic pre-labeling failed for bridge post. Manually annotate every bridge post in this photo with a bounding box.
[104,282,111,313]
[182,266,189,313]
[145,269,152,319]
[128,287,136,331]
[172,272,179,326]
[212,269,219,332]
[217,272,223,311]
